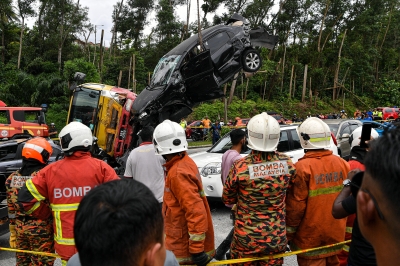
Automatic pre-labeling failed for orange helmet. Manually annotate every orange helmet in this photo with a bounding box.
[22,137,53,164]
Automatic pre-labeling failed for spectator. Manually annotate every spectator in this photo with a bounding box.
[201,116,211,137]
[357,125,400,266]
[48,123,58,138]
[153,120,215,265]
[124,126,165,208]
[180,118,187,129]
[286,117,349,266]
[70,179,179,266]
[332,126,379,266]
[223,112,296,265]
[211,120,221,145]
[354,109,361,119]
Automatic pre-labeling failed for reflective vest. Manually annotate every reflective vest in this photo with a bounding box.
[19,151,119,261]
[286,150,349,259]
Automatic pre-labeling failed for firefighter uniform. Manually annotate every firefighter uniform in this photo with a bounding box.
[163,152,215,265]
[223,150,296,266]
[18,151,119,264]
[286,150,350,265]
[6,170,54,266]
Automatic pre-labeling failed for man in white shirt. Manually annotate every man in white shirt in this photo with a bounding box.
[124,126,165,206]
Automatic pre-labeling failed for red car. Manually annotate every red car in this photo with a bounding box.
[376,107,399,120]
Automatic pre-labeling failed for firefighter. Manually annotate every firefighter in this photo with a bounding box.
[153,120,215,265]
[18,122,119,265]
[286,117,350,266]
[6,137,55,265]
[222,112,296,266]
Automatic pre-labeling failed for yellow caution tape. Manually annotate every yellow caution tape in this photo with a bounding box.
[0,247,61,258]
[207,240,351,265]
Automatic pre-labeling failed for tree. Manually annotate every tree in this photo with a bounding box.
[0,0,19,63]
[16,0,36,69]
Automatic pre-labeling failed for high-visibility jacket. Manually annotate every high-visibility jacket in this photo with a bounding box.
[286,150,349,259]
[18,151,119,261]
[163,152,215,264]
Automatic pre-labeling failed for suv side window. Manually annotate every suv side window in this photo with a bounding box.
[277,130,290,152]
[0,143,18,161]
[204,32,230,55]
[290,129,302,150]
[0,111,9,124]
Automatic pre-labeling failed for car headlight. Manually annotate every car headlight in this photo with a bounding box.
[200,162,221,177]
[139,112,148,120]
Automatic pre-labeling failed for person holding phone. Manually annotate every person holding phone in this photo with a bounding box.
[332,124,379,266]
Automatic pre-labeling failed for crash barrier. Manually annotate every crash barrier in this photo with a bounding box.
[207,240,351,265]
[0,246,61,258]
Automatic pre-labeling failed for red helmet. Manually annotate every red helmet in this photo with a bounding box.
[22,137,53,164]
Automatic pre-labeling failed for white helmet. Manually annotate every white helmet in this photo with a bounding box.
[153,120,188,155]
[59,122,92,153]
[297,117,331,149]
[349,126,379,148]
[247,112,280,152]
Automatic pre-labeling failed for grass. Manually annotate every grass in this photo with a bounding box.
[188,140,212,147]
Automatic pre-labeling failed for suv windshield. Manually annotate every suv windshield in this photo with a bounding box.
[208,129,251,154]
[68,87,100,128]
[151,55,181,87]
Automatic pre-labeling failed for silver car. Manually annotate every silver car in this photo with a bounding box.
[324,119,362,160]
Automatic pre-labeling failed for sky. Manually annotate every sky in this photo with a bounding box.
[24,0,222,46]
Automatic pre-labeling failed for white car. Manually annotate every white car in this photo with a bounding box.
[189,124,339,200]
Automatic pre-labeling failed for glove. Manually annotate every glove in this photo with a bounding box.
[9,224,16,249]
[192,252,212,266]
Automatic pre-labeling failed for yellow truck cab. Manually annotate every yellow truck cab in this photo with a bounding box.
[67,83,136,162]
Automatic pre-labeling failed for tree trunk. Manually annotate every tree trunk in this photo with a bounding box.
[118,70,123,87]
[58,0,65,71]
[228,73,239,105]
[132,54,136,93]
[289,65,294,98]
[128,56,132,89]
[1,29,4,63]
[309,77,312,104]
[244,78,249,102]
[281,45,286,92]
[17,17,25,69]
[223,83,228,123]
[317,1,329,53]
[334,29,347,100]
[302,64,308,102]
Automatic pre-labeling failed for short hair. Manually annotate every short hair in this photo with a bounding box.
[139,126,154,142]
[74,179,163,266]
[230,129,246,145]
[364,125,400,231]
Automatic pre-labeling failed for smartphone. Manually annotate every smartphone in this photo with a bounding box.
[360,123,372,148]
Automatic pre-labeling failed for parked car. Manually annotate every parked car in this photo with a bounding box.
[376,107,399,120]
[185,120,203,140]
[130,13,278,131]
[189,125,338,200]
[324,119,362,160]
[0,138,62,234]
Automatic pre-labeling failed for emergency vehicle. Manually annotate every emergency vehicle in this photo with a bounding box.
[0,106,48,140]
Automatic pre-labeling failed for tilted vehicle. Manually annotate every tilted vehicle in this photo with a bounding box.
[68,73,137,170]
[0,106,48,140]
[189,125,339,200]
[129,13,278,146]
[376,107,399,120]
[0,138,62,234]
[324,119,362,160]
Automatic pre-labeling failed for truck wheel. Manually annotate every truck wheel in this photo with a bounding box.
[242,49,262,72]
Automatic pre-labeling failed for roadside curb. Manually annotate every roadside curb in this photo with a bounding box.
[188,145,212,149]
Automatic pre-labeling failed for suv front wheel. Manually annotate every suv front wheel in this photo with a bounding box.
[241,49,261,72]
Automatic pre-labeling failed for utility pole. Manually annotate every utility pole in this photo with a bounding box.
[99,29,104,82]
[93,25,104,65]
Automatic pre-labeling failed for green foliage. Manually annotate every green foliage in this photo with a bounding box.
[45,96,70,132]
[63,58,100,83]
[372,80,400,107]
